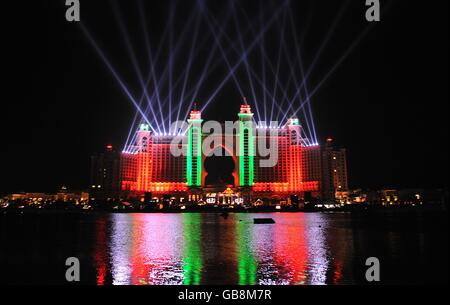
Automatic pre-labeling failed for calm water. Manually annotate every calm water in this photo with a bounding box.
[0,211,448,285]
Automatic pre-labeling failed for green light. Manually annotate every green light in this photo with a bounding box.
[249,132,254,186]
[196,128,202,186]
[289,118,300,126]
[239,121,254,187]
[187,120,202,187]
[239,122,244,185]
[236,220,257,285]
[187,129,193,186]
[183,214,203,285]
[140,124,150,131]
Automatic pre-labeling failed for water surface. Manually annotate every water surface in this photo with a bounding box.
[0,211,447,285]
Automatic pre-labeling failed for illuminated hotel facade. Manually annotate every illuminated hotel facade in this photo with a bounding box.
[119,104,339,204]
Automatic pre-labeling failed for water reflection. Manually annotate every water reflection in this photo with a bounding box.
[0,211,443,285]
[236,219,257,285]
[305,213,329,285]
[98,213,338,285]
[94,215,109,285]
[182,213,202,285]
[110,214,132,285]
[273,213,308,285]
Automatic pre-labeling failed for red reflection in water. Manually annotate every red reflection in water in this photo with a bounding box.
[94,216,108,286]
[130,215,149,285]
[333,261,343,284]
[273,214,308,284]
[128,214,183,285]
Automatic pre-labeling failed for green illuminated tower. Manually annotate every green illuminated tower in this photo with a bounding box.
[187,109,203,187]
[238,103,255,187]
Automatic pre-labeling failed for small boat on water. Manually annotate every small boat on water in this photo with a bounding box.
[253,218,275,224]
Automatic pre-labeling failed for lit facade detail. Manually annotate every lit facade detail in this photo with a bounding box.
[120,104,326,200]
[120,125,187,194]
[187,110,203,187]
[287,117,302,192]
[238,104,255,187]
[321,139,349,200]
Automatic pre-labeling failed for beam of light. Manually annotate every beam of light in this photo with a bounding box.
[168,1,176,131]
[80,24,157,134]
[284,0,351,117]
[230,1,262,123]
[110,0,164,133]
[123,82,167,149]
[123,107,141,151]
[181,0,286,122]
[259,3,268,124]
[211,9,296,129]
[147,4,200,131]
[157,24,222,129]
[123,93,153,149]
[176,10,202,131]
[245,64,295,128]
[200,2,247,101]
[158,21,227,128]
[288,9,318,143]
[234,0,294,124]
[124,120,141,152]
[85,2,168,138]
[221,6,296,129]
[201,0,290,113]
[270,10,315,141]
[125,2,202,138]
[284,2,395,123]
[175,0,286,123]
[269,9,288,124]
[137,0,173,134]
[179,0,243,122]
[126,2,200,135]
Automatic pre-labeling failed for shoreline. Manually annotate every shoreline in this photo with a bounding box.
[1,204,447,215]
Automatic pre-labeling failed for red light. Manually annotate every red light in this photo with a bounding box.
[106,144,113,150]
[240,104,252,114]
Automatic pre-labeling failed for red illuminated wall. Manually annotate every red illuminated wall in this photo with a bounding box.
[121,153,138,191]
[253,132,319,194]
[120,141,187,194]
[121,129,319,195]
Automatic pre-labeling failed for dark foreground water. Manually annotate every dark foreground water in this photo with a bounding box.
[0,211,448,285]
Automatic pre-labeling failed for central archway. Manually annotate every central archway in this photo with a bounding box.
[202,146,239,187]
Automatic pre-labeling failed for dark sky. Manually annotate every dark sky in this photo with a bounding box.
[1,0,448,194]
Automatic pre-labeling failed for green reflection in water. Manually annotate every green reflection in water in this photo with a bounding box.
[182,213,203,285]
[236,220,258,285]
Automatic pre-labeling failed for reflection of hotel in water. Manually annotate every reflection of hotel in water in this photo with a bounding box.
[93,103,348,203]
[93,213,353,285]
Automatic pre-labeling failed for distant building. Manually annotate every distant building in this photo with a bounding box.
[6,189,89,203]
[56,186,89,202]
[398,189,424,205]
[321,138,349,201]
[8,193,56,201]
[379,189,399,206]
[348,189,368,204]
[424,188,448,209]
[90,144,121,200]
[301,145,322,199]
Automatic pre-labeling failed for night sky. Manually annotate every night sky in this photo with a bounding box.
[1,0,448,194]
